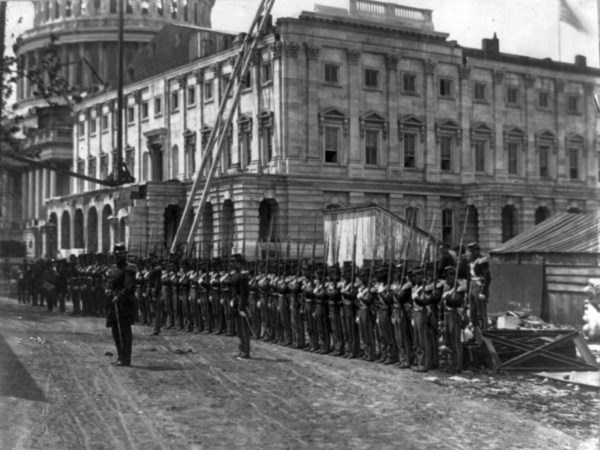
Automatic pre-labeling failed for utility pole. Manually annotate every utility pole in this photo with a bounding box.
[0,1,7,121]
[115,0,124,180]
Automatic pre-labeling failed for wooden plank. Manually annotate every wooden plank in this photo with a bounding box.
[572,334,599,367]
[546,275,594,285]
[495,332,597,371]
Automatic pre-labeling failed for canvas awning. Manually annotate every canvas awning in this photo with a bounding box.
[322,203,439,267]
[491,212,600,255]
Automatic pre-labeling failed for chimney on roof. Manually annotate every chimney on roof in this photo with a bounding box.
[574,55,587,67]
[482,33,499,55]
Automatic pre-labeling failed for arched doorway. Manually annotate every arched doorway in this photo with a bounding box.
[47,213,58,258]
[201,203,214,258]
[258,199,279,242]
[61,211,71,249]
[74,209,84,248]
[101,204,113,253]
[87,207,98,253]
[535,206,551,225]
[501,205,518,243]
[465,205,479,244]
[164,205,181,248]
[222,200,234,257]
[405,206,418,228]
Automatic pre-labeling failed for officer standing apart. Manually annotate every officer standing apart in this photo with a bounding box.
[230,254,251,359]
[105,243,137,367]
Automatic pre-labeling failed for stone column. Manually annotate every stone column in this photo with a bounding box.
[385,54,399,175]
[346,49,362,177]
[555,79,567,184]
[492,70,507,181]
[423,59,438,182]
[41,169,48,201]
[524,74,537,180]
[34,169,41,219]
[458,66,473,183]
[22,172,28,221]
[304,43,320,162]
[280,41,300,161]
[50,170,57,198]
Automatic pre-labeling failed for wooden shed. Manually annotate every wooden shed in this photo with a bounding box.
[322,203,438,267]
[490,212,600,325]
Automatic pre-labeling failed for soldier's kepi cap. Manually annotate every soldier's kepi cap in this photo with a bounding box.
[113,243,127,253]
[467,242,480,251]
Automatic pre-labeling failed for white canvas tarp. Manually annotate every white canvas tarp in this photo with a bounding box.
[323,204,438,267]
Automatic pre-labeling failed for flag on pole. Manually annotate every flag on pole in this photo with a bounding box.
[560,0,588,33]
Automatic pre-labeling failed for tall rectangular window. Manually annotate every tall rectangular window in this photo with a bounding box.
[242,131,252,167]
[324,64,339,84]
[403,73,416,93]
[569,148,579,180]
[78,122,85,137]
[539,145,549,178]
[474,140,486,173]
[442,209,453,244]
[506,87,519,105]
[262,62,272,84]
[154,97,162,116]
[508,142,518,175]
[241,71,252,91]
[365,129,379,165]
[187,86,196,106]
[567,96,579,114]
[440,136,453,171]
[204,80,213,101]
[324,126,340,164]
[364,69,379,89]
[141,101,149,119]
[474,83,486,101]
[439,78,453,97]
[77,160,85,192]
[263,128,273,162]
[90,118,97,135]
[403,134,416,168]
[101,115,109,131]
[170,92,179,112]
[127,106,135,123]
[538,91,549,108]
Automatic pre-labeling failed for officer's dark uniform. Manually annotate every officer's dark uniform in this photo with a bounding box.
[105,244,137,367]
[231,255,251,359]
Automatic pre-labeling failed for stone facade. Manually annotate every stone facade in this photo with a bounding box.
[7,0,215,257]
[37,0,600,257]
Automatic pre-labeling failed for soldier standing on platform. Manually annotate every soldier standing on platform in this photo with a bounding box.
[105,243,137,367]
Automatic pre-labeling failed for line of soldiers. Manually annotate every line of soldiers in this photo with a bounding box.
[14,241,491,372]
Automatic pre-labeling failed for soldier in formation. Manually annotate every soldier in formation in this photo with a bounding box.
[11,238,490,374]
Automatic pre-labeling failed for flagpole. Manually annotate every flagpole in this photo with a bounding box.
[558,0,562,62]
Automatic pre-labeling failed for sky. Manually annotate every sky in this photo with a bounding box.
[4,0,599,66]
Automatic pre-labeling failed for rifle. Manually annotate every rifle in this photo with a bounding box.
[322,241,329,284]
[311,214,318,280]
[264,218,274,275]
[420,214,437,267]
[453,207,470,293]
[350,219,358,285]
[386,232,394,293]
[398,212,416,287]
[297,239,306,277]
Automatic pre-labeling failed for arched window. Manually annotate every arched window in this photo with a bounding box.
[465,205,479,244]
[501,205,518,243]
[47,213,58,258]
[222,200,234,257]
[202,203,214,258]
[405,206,418,228]
[101,205,113,253]
[534,206,551,224]
[74,209,84,248]
[87,207,98,253]
[164,205,181,247]
[258,199,279,242]
[441,209,453,244]
[61,211,71,249]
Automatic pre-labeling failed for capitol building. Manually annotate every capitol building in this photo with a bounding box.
[2,0,599,258]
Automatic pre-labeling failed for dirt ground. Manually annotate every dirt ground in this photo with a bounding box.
[0,296,597,450]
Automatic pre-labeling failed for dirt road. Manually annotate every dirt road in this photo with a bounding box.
[0,296,596,450]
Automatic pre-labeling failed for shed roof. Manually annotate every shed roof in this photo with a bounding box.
[491,212,600,255]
